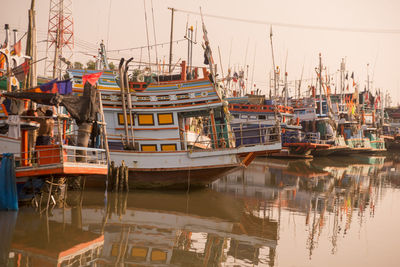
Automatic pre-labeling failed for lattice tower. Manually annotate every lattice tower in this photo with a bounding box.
[44,0,74,79]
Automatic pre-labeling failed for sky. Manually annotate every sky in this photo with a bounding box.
[1,0,400,104]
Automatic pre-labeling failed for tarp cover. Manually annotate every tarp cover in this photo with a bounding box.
[0,153,18,211]
[3,82,99,124]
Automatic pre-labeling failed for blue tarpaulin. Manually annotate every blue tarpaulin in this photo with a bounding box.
[0,153,18,211]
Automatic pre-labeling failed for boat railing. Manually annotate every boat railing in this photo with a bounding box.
[14,145,107,168]
[190,123,281,150]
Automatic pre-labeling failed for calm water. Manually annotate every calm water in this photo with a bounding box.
[2,153,400,266]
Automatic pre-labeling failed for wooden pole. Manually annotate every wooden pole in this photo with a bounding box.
[118,59,130,148]
[168,7,175,73]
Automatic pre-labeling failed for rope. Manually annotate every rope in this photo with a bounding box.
[173,8,400,34]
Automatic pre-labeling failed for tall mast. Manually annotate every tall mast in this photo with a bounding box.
[168,7,174,73]
[340,58,345,113]
[26,0,37,88]
[269,26,277,100]
[319,53,323,116]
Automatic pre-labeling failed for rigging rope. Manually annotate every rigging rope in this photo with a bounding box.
[173,8,400,34]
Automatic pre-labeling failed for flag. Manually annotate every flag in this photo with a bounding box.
[232,72,238,83]
[39,79,72,95]
[56,79,72,95]
[22,60,29,75]
[346,84,349,91]
[40,79,58,93]
[345,73,348,80]
[82,71,103,86]
[0,53,5,69]
[351,72,354,79]
[12,40,21,56]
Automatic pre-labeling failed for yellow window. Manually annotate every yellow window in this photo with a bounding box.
[118,113,134,125]
[151,249,167,262]
[157,113,174,125]
[161,144,176,151]
[138,114,154,125]
[131,247,148,258]
[111,244,120,256]
[141,144,157,151]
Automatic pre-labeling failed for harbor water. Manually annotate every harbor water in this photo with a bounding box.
[2,153,400,266]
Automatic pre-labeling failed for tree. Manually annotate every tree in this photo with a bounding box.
[73,61,83,69]
[86,60,96,70]
[108,62,115,70]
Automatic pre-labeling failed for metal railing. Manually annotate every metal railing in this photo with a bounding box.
[189,123,281,150]
[14,144,107,168]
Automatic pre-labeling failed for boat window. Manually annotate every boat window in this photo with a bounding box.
[157,113,174,125]
[233,114,239,119]
[176,93,189,99]
[117,113,134,126]
[138,114,154,125]
[157,95,170,101]
[258,115,266,120]
[151,249,167,263]
[161,144,177,151]
[234,105,240,109]
[141,144,157,151]
[240,115,248,119]
[249,115,257,120]
[111,244,120,257]
[130,247,148,260]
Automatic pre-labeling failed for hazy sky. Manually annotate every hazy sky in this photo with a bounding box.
[2,0,400,103]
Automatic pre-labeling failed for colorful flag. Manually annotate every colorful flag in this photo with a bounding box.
[39,79,72,95]
[40,79,58,93]
[82,71,103,86]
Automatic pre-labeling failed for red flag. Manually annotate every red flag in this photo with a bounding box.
[353,80,356,87]
[82,71,103,86]
[13,40,21,56]
[22,60,29,75]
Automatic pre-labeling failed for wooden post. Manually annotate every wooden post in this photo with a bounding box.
[168,7,175,73]
[118,59,130,148]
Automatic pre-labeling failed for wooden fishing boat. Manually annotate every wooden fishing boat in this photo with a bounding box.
[0,113,108,191]
[67,62,282,188]
[226,96,324,158]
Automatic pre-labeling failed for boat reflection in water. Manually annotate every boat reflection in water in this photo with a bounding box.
[213,154,398,265]
[5,153,400,266]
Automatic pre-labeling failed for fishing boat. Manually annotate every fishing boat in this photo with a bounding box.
[227,95,323,158]
[67,61,281,188]
[0,80,110,197]
[0,24,108,195]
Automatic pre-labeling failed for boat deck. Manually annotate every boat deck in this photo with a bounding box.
[15,145,108,178]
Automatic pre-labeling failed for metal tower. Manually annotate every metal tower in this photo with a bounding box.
[44,0,74,79]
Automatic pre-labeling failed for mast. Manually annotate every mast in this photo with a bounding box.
[168,7,174,73]
[319,53,323,116]
[26,0,37,88]
[269,26,277,100]
[340,58,345,113]
[200,8,216,85]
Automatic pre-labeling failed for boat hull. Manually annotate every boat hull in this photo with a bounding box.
[86,164,239,189]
